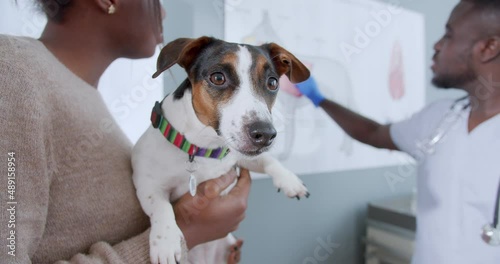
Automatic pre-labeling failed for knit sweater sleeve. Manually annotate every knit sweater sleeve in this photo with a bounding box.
[56,230,189,264]
[0,60,187,264]
[55,230,152,264]
[0,61,52,262]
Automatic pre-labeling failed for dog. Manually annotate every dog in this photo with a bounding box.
[132,36,310,264]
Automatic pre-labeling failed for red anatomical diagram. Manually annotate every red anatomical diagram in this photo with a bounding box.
[389,41,405,100]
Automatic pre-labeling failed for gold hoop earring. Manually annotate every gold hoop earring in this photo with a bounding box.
[108,4,116,15]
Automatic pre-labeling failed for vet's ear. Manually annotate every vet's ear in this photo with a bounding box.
[475,36,500,63]
[261,43,310,83]
[152,36,215,78]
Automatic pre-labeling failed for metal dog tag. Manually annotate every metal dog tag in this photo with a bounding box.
[189,174,197,196]
[186,158,199,196]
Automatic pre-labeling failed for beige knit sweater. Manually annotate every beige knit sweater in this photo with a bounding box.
[0,34,165,264]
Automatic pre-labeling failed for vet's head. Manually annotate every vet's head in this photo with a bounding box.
[153,36,309,156]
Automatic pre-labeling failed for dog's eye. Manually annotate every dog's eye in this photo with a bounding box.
[210,73,226,86]
[267,77,279,91]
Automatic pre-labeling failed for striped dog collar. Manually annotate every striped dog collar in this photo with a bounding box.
[151,101,230,160]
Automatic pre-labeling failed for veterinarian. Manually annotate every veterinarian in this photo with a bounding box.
[0,0,249,263]
[295,0,500,263]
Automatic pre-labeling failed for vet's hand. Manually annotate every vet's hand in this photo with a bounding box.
[295,76,325,107]
[227,239,244,264]
[174,168,251,249]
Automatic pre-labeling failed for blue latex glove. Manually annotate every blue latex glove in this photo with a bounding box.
[295,76,325,107]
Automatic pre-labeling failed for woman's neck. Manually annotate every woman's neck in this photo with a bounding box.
[39,22,118,88]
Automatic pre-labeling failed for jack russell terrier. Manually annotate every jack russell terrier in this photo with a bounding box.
[132,36,310,264]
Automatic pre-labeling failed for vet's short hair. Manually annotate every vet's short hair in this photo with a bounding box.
[463,0,500,35]
[463,0,500,14]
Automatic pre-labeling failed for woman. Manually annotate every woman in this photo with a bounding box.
[0,0,248,263]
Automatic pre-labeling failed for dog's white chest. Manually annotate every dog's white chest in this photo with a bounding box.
[169,154,239,200]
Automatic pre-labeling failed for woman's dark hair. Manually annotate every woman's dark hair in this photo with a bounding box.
[35,0,72,23]
[32,0,163,37]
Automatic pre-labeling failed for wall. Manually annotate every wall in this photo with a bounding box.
[162,0,464,263]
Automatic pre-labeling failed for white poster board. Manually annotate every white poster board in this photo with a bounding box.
[225,0,425,174]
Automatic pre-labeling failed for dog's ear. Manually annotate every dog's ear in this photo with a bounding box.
[261,43,310,83]
[152,36,215,78]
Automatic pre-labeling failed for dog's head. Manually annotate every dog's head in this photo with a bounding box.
[153,36,309,157]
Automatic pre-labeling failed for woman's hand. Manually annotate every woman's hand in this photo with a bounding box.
[174,168,251,249]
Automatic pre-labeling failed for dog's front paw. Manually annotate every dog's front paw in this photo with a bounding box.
[149,227,184,264]
[273,170,310,200]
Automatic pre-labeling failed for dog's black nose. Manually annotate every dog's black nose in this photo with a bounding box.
[248,121,277,148]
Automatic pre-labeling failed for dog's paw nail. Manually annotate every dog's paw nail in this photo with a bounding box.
[306,192,310,198]
[277,188,281,193]
[296,196,300,201]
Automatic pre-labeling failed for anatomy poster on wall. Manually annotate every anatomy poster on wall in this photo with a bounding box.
[225,0,425,174]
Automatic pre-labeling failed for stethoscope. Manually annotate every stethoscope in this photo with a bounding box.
[482,179,500,246]
[417,96,500,246]
[416,96,470,155]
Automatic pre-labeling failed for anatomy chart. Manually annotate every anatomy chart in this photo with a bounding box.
[225,0,425,174]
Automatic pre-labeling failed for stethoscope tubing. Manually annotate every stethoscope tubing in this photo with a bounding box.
[432,96,500,245]
[493,179,499,229]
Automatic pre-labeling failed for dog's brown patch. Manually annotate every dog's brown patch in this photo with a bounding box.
[222,52,238,66]
[190,52,239,130]
[252,55,268,83]
[191,80,218,128]
[251,54,275,111]
[191,81,234,130]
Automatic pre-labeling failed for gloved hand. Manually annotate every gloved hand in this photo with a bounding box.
[295,76,325,107]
